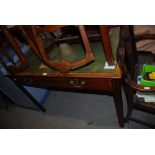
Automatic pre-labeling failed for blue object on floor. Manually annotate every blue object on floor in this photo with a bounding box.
[24,86,50,104]
[0,44,50,108]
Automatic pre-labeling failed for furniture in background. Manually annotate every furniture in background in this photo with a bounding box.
[0,25,124,127]
[0,26,46,111]
[0,44,49,109]
[118,25,155,128]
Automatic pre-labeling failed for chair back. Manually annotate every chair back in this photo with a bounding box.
[117,25,138,80]
[0,26,29,74]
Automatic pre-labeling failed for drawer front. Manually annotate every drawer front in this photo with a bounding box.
[15,77,113,91]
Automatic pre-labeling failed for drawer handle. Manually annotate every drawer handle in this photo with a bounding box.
[69,79,86,88]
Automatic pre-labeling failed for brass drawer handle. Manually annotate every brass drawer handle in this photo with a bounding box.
[69,79,86,88]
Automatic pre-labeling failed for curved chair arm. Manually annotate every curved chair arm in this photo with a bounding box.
[125,79,155,92]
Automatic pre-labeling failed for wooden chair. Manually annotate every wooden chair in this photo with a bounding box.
[29,25,95,74]
[23,25,115,74]
[0,26,29,74]
[53,25,116,66]
[0,26,46,112]
[118,25,155,128]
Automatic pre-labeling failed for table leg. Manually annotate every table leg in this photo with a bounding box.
[112,79,124,128]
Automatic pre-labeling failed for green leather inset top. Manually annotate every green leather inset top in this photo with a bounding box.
[24,27,120,74]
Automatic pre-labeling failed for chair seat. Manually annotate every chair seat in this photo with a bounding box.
[18,27,120,75]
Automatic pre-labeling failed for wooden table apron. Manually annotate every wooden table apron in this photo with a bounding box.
[12,75,124,128]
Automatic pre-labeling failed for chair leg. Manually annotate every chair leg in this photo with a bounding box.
[124,105,133,123]
[112,79,124,128]
[122,82,134,122]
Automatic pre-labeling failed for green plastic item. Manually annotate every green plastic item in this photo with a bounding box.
[140,64,155,86]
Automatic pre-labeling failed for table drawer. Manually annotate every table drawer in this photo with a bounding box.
[15,77,113,91]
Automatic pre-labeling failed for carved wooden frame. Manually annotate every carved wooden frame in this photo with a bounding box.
[30,25,94,74]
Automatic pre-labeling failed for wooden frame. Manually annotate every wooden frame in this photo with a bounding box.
[29,25,94,74]
[52,25,116,66]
